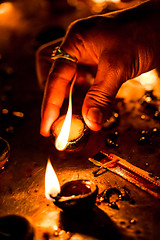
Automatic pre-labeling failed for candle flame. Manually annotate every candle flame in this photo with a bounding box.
[45,159,60,201]
[55,73,77,151]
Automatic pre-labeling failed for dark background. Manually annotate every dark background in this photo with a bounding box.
[0,1,160,240]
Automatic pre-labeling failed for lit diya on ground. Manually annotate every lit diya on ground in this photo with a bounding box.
[51,73,89,152]
[45,159,98,214]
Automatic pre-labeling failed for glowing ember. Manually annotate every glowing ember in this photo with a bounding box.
[45,159,60,201]
[55,74,77,151]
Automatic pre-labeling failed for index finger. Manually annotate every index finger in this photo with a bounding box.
[40,58,77,137]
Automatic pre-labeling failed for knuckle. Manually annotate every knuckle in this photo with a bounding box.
[87,88,113,108]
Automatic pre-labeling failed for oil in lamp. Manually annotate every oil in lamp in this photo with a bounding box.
[51,73,89,152]
[51,114,89,152]
[45,159,98,214]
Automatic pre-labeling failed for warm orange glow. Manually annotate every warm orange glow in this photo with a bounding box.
[0,2,13,14]
[110,0,120,3]
[0,2,24,30]
[93,0,120,2]
[55,74,77,151]
[91,0,107,13]
[92,0,106,3]
[136,69,158,91]
[92,0,120,3]
[45,159,60,201]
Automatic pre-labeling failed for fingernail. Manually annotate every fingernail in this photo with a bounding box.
[87,107,103,124]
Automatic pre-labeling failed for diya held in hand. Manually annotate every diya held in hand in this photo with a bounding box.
[51,73,89,152]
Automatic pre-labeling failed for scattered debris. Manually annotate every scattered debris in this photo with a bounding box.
[129,219,137,224]
[97,187,135,209]
[103,111,119,129]
[105,130,119,148]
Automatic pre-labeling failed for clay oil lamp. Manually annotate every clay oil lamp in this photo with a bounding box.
[51,74,89,152]
[45,159,98,215]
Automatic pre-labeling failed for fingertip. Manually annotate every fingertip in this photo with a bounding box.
[85,119,103,131]
[40,126,50,137]
[83,107,103,131]
[40,119,52,137]
[40,104,60,137]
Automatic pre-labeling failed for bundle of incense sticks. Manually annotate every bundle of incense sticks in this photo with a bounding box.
[89,151,160,199]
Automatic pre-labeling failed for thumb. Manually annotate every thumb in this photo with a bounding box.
[82,53,125,131]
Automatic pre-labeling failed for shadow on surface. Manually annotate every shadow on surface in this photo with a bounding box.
[60,206,133,240]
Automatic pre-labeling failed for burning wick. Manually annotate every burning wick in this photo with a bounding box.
[45,159,60,201]
[51,74,89,151]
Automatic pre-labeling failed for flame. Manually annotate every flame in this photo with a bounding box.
[55,73,77,151]
[45,159,60,201]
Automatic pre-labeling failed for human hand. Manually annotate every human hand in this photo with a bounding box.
[40,0,160,136]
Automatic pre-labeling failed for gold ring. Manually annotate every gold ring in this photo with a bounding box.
[51,47,77,63]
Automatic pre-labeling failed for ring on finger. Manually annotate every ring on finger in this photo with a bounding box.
[51,47,77,63]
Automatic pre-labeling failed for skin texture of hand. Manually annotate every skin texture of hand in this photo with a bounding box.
[40,0,160,137]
